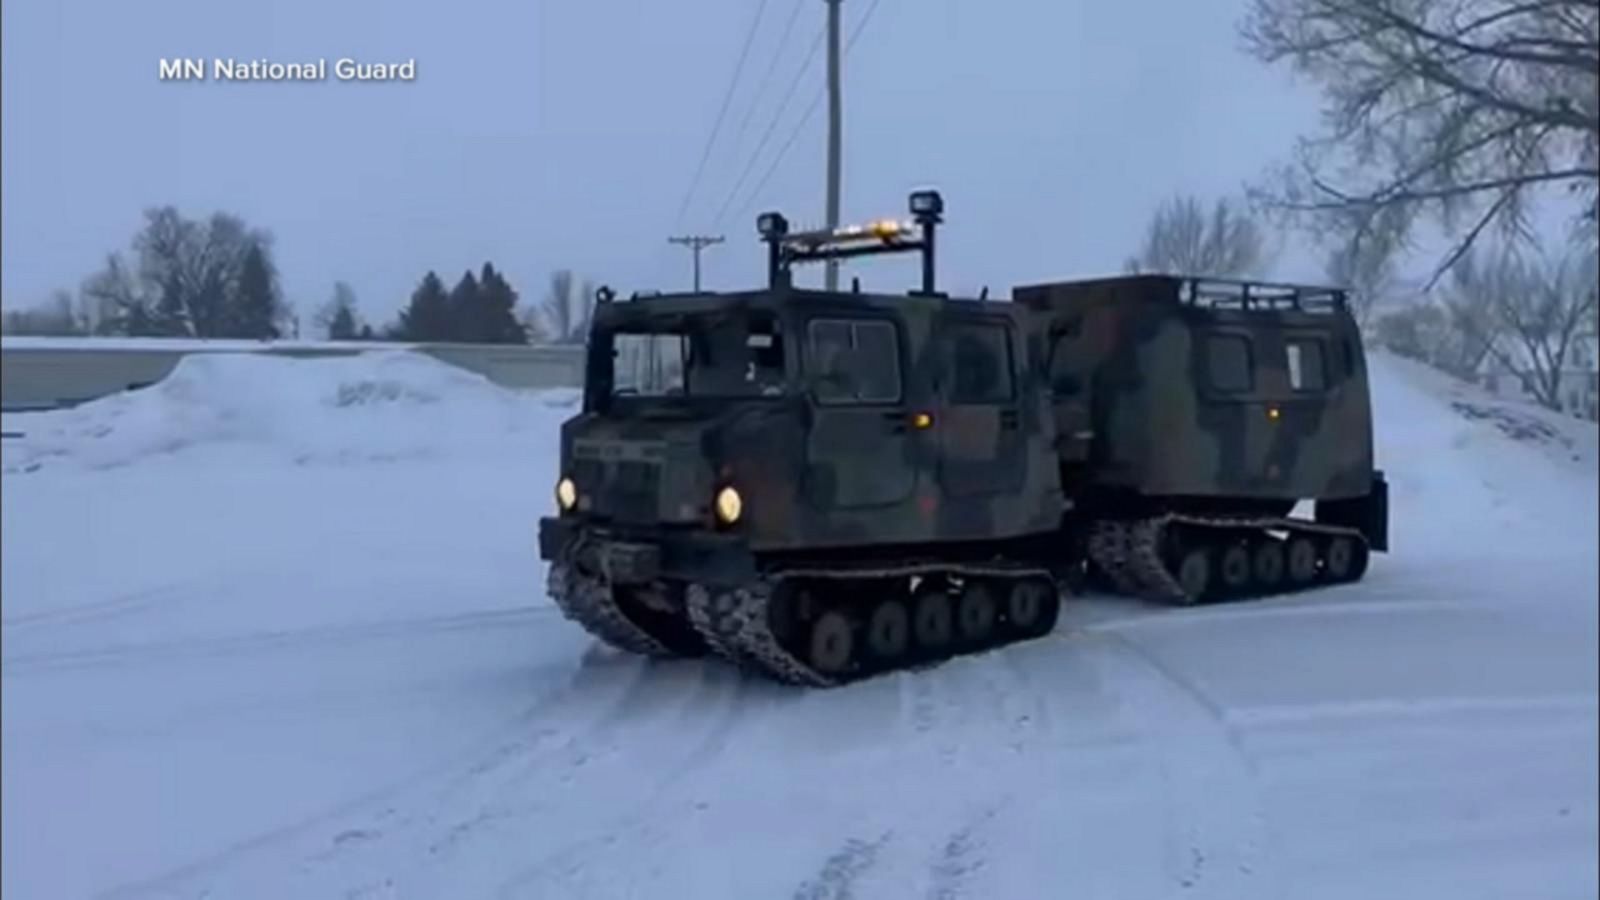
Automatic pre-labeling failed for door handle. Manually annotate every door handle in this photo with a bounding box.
[1000,409,1020,430]
[883,411,908,434]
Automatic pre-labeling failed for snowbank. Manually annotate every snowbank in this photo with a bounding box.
[1370,351,1598,565]
[0,351,581,473]
[0,335,419,353]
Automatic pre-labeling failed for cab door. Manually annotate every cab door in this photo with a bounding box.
[801,315,917,510]
[936,313,1025,498]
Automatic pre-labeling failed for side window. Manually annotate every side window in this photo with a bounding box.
[944,320,1015,404]
[1287,338,1327,392]
[1207,335,1253,393]
[807,318,902,404]
[1049,336,1082,395]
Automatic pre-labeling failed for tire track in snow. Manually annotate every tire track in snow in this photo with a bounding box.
[301,659,753,898]
[485,664,758,898]
[2,606,553,675]
[924,805,1000,900]
[791,832,894,900]
[1093,630,1282,899]
[99,649,664,900]
[1,582,198,633]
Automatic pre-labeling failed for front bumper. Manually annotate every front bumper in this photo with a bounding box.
[538,516,757,586]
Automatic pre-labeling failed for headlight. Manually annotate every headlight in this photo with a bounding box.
[714,486,743,524]
[556,477,577,511]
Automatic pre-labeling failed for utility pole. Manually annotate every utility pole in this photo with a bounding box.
[823,0,843,291]
[667,234,725,292]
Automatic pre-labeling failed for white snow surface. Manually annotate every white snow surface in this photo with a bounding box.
[2,350,1595,899]
[0,335,421,353]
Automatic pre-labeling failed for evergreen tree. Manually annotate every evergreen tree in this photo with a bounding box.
[397,271,452,341]
[318,281,361,340]
[358,323,375,341]
[232,242,283,339]
[328,304,358,340]
[447,270,482,343]
[477,262,528,344]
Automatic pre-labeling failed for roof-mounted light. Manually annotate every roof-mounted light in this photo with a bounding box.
[757,211,789,239]
[909,189,944,220]
[869,218,912,239]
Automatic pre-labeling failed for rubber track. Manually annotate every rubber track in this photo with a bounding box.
[687,560,1056,687]
[545,562,678,658]
[1087,513,1368,603]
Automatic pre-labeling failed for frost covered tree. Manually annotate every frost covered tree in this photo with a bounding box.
[1324,226,1401,327]
[81,207,282,338]
[1242,0,1600,284]
[1125,195,1268,277]
[0,290,90,336]
[231,242,284,340]
[540,269,596,344]
[315,281,362,341]
[1477,242,1599,410]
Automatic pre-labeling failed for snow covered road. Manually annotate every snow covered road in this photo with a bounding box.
[3,352,1595,899]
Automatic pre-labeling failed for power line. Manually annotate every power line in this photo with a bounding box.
[711,24,828,225]
[675,0,773,226]
[725,0,885,228]
[724,0,809,161]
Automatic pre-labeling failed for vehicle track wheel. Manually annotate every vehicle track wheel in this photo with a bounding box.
[614,586,708,656]
[911,586,954,657]
[807,610,856,677]
[955,582,999,647]
[1325,536,1357,582]
[1174,547,1213,604]
[1350,541,1371,580]
[1253,539,1286,592]
[1218,543,1252,597]
[1005,577,1060,638]
[865,598,911,668]
[1285,537,1319,587]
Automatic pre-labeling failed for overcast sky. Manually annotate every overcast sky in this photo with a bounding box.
[2,0,1330,323]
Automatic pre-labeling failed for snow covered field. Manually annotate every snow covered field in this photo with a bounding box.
[3,350,1595,899]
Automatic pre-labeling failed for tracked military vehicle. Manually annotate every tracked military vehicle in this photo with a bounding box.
[1023,275,1389,604]
[538,190,1389,686]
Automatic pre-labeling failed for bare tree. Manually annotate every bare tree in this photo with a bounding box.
[1125,195,1268,277]
[1435,248,1505,378]
[82,207,276,337]
[1481,242,1599,409]
[1324,224,1401,327]
[518,304,550,343]
[539,270,596,344]
[314,281,363,340]
[1242,0,1600,285]
[0,290,90,336]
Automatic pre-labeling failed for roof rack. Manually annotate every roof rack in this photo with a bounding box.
[757,190,945,295]
[1178,277,1347,314]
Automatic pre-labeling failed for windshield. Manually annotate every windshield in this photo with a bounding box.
[598,312,788,403]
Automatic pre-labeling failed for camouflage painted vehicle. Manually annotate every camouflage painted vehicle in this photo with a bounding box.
[537,191,1390,686]
[1019,275,1389,604]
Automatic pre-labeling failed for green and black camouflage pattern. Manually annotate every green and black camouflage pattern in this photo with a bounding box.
[547,273,1379,570]
[1015,275,1375,503]
[555,287,1064,557]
